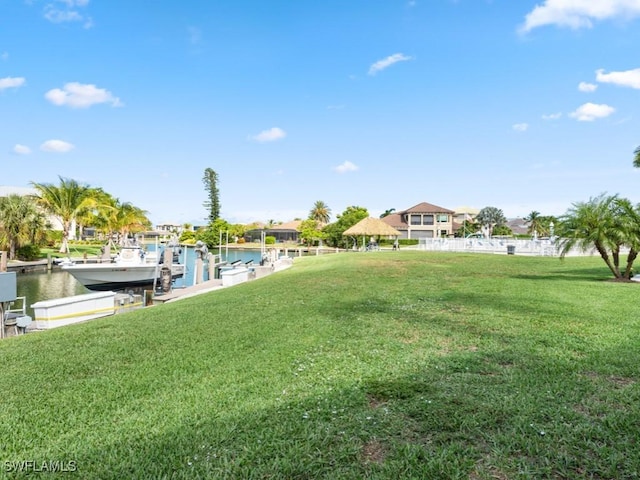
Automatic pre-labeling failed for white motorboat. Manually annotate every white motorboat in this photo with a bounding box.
[61,243,185,291]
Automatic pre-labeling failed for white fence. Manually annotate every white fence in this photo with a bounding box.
[416,238,601,257]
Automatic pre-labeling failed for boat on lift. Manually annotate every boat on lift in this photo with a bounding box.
[61,241,184,291]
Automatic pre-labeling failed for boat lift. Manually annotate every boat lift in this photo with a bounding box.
[1,272,32,338]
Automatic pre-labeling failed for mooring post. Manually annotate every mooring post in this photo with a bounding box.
[161,246,174,292]
[193,241,208,285]
[196,257,203,284]
[207,253,215,280]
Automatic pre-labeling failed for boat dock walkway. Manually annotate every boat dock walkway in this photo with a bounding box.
[152,279,224,304]
[151,262,291,305]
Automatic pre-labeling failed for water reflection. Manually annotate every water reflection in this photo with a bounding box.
[17,271,89,318]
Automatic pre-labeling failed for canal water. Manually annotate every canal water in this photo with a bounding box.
[16,248,265,318]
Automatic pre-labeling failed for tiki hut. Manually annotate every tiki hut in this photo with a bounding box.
[342,217,401,250]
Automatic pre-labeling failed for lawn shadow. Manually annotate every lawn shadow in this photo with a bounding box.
[62,337,640,480]
[512,267,614,282]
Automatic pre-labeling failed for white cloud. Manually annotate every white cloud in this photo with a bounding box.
[542,112,562,120]
[59,0,90,6]
[45,82,122,108]
[520,0,640,33]
[569,102,615,121]
[512,123,529,132]
[249,127,287,143]
[1,52,8,61]
[596,68,640,89]
[44,0,92,28]
[578,81,597,92]
[368,53,413,75]
[13,144,31,155]
[334,161,359,173]
[40,139,75,153]
[0,77,26,90]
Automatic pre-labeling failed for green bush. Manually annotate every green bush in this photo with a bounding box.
[17,244,41,261]
[179,230,196,243]
[399,239,419,246]
[46,230,63,248]
[265,236,276,245]
[368,238,419,247]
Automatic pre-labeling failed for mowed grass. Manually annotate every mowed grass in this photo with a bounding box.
[1,252,639,479]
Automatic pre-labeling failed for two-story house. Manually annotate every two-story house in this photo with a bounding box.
[381,202,456,239]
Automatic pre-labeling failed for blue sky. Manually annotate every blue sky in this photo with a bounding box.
[2,0,640,226]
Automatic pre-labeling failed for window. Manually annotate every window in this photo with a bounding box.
[410,215,421,225]
[423,215,434,225]
[437,214,448,223]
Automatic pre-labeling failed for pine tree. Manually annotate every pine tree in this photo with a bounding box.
[202,168,220,223]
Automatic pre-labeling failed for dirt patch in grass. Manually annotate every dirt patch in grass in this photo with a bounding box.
[361,439,387,465]
[469,460,510,480]
[583,371,635,387]
[367,393,387,410]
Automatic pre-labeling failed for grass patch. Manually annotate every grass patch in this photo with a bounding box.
[1,252,639,478]
[40,244,103,259]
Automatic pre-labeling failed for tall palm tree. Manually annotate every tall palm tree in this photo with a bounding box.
[557,194,640,279]
[113,201,151,242]
[88,194,150,245]
[31,176,98,253]
[633,146,640,168]
[0,194,40,259]
[309,200,331,224]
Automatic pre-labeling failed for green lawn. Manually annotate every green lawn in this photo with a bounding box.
[40,244,103,260]
[1,252,639,479]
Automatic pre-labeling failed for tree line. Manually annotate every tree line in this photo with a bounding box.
[5,146,640,281]
[0,176,150,260]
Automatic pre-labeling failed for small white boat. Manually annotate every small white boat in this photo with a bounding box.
[61,243,185,291]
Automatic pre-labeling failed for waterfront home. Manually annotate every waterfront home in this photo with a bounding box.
[245,220,302,243]
[381,202,456,239]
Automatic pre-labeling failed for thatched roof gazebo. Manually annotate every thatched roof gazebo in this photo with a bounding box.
[343,217,401,250]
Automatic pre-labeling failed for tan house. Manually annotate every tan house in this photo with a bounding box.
[381,202,456,239]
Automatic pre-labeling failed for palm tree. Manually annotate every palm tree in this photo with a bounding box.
[88,194,150,245]
[0,194,40,259]
[309,201,331,224]
[556,194,640,279]
[633,146,640,168]
[524,210,544,237]
[31,176,98,253]
[380,208,396,218]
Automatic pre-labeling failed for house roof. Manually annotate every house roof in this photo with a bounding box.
[403,202,455,214]
[380,213,406,229]
[506,218,529,235]
[343,217,401,237]
[268,220,302,231]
